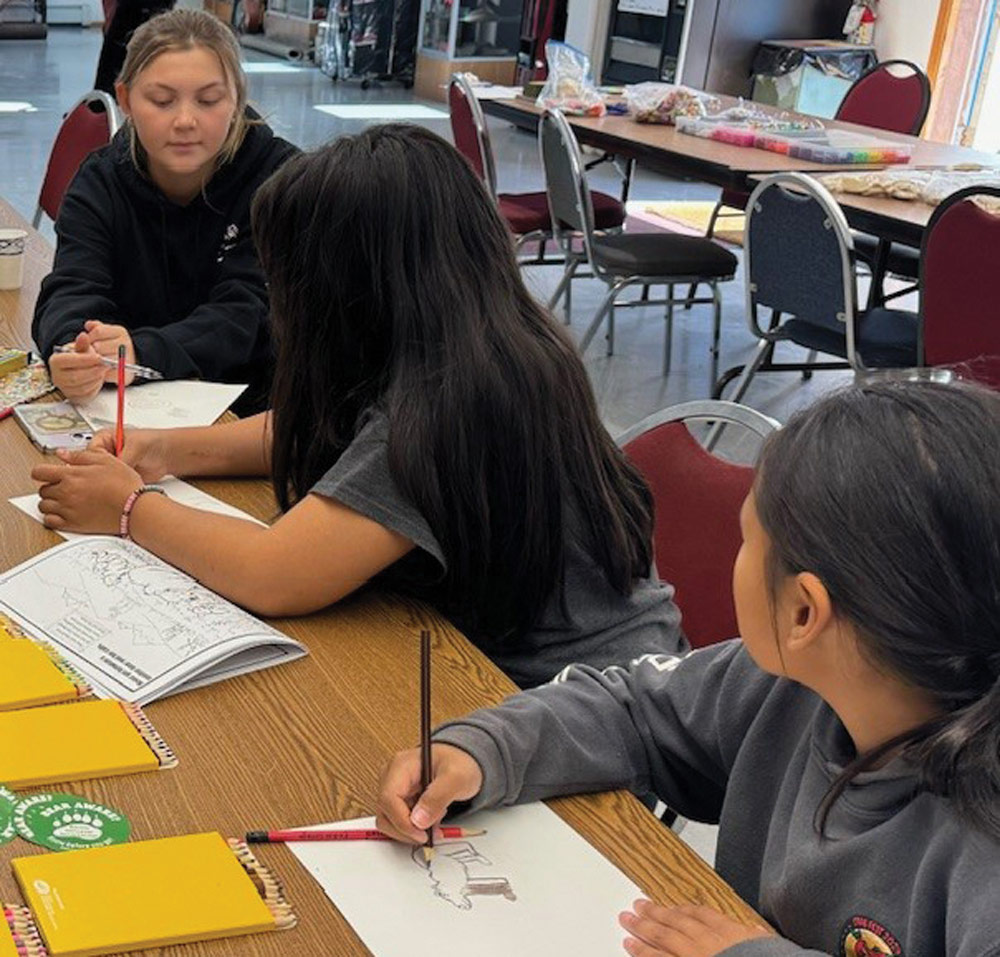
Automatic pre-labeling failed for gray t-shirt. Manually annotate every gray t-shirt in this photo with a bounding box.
[310,411,685,688]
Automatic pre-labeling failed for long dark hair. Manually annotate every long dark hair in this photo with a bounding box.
[755,380,1000,838]
[250,124,653,641]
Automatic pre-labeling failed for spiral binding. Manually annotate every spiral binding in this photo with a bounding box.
[227,839,298,930]
[0,613,29,640]
[119,701,179,769]
[35,639,92,698]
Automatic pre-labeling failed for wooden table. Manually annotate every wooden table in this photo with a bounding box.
[482,95,995,245]
[0,198,52,351]
[0,205,759,952]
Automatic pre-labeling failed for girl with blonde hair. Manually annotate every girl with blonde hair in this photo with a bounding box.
[34,8,298,414]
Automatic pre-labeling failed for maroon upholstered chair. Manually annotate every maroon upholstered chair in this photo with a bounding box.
[618,400,779,649]
[33,90,121,229]
[447,73,625,252]
[836,59,931,135]
[101,0,117,32]
[841,60,931,305]
[919,186,1000,389]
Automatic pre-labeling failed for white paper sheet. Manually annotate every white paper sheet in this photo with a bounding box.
[288,806,642,957]
[470,86,524,100]
[73,380,247,430]
[0,537,304,703]
[9,476,267,542]
[313,104,449,120]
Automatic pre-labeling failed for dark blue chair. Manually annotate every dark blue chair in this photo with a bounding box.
[714,172,917,402]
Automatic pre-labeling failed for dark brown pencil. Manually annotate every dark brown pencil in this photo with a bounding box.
[420,628,434,861]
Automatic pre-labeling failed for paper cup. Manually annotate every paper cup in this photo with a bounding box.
[0,228,27,290]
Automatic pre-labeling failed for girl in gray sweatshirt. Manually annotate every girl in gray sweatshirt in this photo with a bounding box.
[377,380,1000,957]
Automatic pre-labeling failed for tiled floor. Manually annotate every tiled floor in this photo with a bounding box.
[0,24,905,443]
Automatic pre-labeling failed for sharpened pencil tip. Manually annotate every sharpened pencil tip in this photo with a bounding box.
[422,845,436,863]
[461,828,487,837]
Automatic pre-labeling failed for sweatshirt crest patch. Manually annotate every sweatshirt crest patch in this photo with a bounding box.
[840,916,903,956]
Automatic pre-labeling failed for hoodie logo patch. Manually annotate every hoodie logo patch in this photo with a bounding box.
[217,223,240,262]
[840,916,902,956]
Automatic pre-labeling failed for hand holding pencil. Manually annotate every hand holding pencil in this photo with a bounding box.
[374,745,484,847]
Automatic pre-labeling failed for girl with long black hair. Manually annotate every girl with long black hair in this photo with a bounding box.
[33,124,684,688]
[377,379,1000,956]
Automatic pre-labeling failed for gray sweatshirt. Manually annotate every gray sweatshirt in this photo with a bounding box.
[435,640,1000,957]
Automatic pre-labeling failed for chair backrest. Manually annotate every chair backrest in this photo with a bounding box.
[744,172,860,364]
[538,108,597,262]
[448,74,498,200]
[34,90,121,228]
[835,59,931,136]
[101,0,117,32]
[920,186,1000,389]
[618,400,780,649]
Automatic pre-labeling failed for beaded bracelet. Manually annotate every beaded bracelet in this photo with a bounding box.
[119,485,166,540]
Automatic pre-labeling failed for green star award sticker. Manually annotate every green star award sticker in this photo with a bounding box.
[13,792,130,851]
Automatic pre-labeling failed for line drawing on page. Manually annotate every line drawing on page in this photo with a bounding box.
[0,539,282,693]
[410,841,517,910]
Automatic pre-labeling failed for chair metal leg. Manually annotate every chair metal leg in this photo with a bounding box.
[705,336,772,451]
[802,349,817,380]
[710,282,722,385]
[705,200,723,240]
[663,283,674,376]
[607,297,616,356]
[578,282,624,355]
[866,238,891,310]
[687,201,725,311]
[684,282,697,310]
[564,265,573,324]
[547,256,578,314]
[621,158,635,203]
[640,285,650,302]
[727,337,773,405]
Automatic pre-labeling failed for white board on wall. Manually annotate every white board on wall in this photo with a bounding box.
[617,0,668,16]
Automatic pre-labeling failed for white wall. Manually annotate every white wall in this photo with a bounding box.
[874,0,941,68]
[565,0,614,78]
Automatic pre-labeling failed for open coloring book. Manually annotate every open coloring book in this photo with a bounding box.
[0,537,305,704]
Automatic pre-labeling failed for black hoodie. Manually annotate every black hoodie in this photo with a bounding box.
[32,118,298,415]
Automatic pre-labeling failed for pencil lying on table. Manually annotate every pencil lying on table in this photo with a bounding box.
[244,827,486,843]
[53,344,164,381]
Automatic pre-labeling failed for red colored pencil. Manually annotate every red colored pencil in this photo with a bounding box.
[244,827,485,844]
[115,344,125,458]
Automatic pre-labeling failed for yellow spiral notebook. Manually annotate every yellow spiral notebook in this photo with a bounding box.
[0,698,175,789]
[13,832,296,957]
[0,636,90,711]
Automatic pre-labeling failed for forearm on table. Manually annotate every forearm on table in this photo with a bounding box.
[124,485,415,618]
[161,413,272,478]
[126,495,281,612]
